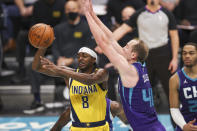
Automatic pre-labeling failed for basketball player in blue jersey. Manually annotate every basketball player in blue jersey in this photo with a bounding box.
[32,47,110,131]
[80,0,166,130]
[169,43,197,131]
[50,98,128,131]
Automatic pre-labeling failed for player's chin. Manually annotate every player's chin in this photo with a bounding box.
[78,65,87,70]
[184,63,193,67]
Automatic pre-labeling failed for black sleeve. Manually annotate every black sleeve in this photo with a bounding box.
[124,0,145,10]
[162,8,177,30]
[125,7,145,28]
[31,1,40,25]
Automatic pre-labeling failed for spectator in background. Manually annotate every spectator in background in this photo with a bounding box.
[51,0,95,102]
[189,30,197,44]
[107,0,145,26]
[9,0,37,83]
[0,8,3,109]
[119,6,137,46]
[14,0,36,17]
[3,0,37,53]
[159,0,179,12]
[175,0,197,47]
[12,0,65,83]
[23,0,94,114]
[22,0,66,114]
[52,0,95,68]
[113,0,179,106]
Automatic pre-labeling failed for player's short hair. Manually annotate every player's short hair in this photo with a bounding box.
[184,42,197,51]
[132,40,149,63]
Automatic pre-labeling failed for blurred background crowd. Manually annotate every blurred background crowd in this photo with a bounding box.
[0,0,197,115]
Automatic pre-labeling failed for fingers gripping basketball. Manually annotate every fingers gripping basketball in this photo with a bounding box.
[28,23,55,49]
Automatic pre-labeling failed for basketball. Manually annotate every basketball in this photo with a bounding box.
[28,23,55,49]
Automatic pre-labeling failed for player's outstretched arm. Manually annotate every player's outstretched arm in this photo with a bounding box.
[42,60,109,86]
[33,50,108,85]
[32,48,73,78]
[50,107,71,131]
[81,0,138,87]
[86,0,124,56]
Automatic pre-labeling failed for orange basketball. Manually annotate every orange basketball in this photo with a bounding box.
[28,23,55,49]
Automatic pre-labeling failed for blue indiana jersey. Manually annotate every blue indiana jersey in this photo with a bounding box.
[118,62,166,131]
[176,68,197,131]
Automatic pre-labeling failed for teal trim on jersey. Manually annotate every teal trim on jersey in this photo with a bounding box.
[188,100,197,112]
[135,62,146,67]
[177,72,181,91]
[132,63,139,86]
[182,68,197,81]
[122,85,126,103]
[129,88,134,108]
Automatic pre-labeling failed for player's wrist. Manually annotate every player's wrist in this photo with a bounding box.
[170,108,186,129]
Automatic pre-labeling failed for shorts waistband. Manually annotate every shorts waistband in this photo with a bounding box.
[72,120,106,128]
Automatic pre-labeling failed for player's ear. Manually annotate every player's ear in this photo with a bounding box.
[92,57,96,64]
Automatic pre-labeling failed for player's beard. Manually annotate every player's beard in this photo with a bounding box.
[184,58,197,68]
[151,0,155,5]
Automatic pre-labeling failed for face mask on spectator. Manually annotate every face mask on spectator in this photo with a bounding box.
[67,12,79,21]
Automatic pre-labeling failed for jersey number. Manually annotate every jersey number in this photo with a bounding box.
[82,96,89,108]
[142,88,154,107]
[188,100,197,112]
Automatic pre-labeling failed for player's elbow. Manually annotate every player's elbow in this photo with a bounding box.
[32,62,42,73]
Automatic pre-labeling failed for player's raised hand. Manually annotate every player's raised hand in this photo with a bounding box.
[88,0,94,12]
[79,0,87,14]
[183,119,197,131]
[79,0,92,14]
[40,56,54,66]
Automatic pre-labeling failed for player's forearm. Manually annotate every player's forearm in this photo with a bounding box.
[89,7,113,39]
[89,7,124,55]
[56,68,106,85]
[50,108,71,131]
[32,48,47,71]
[84,11,109,50]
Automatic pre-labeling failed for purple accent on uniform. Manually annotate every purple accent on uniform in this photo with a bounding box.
[118,62,166,131]
[105,98,113,131]
[70,101,80,123]
[176,68,197,131]
[145,5,162,14]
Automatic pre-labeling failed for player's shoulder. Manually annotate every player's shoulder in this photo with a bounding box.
[169,72,179,85]
[95,68,108,74]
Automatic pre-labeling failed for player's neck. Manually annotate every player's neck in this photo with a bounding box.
[128,59,136,64]
[184,65,197,78]
[146,5,161,12]
[80,66,95,74]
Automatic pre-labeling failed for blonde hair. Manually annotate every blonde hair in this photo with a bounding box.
[129,39,149,63]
